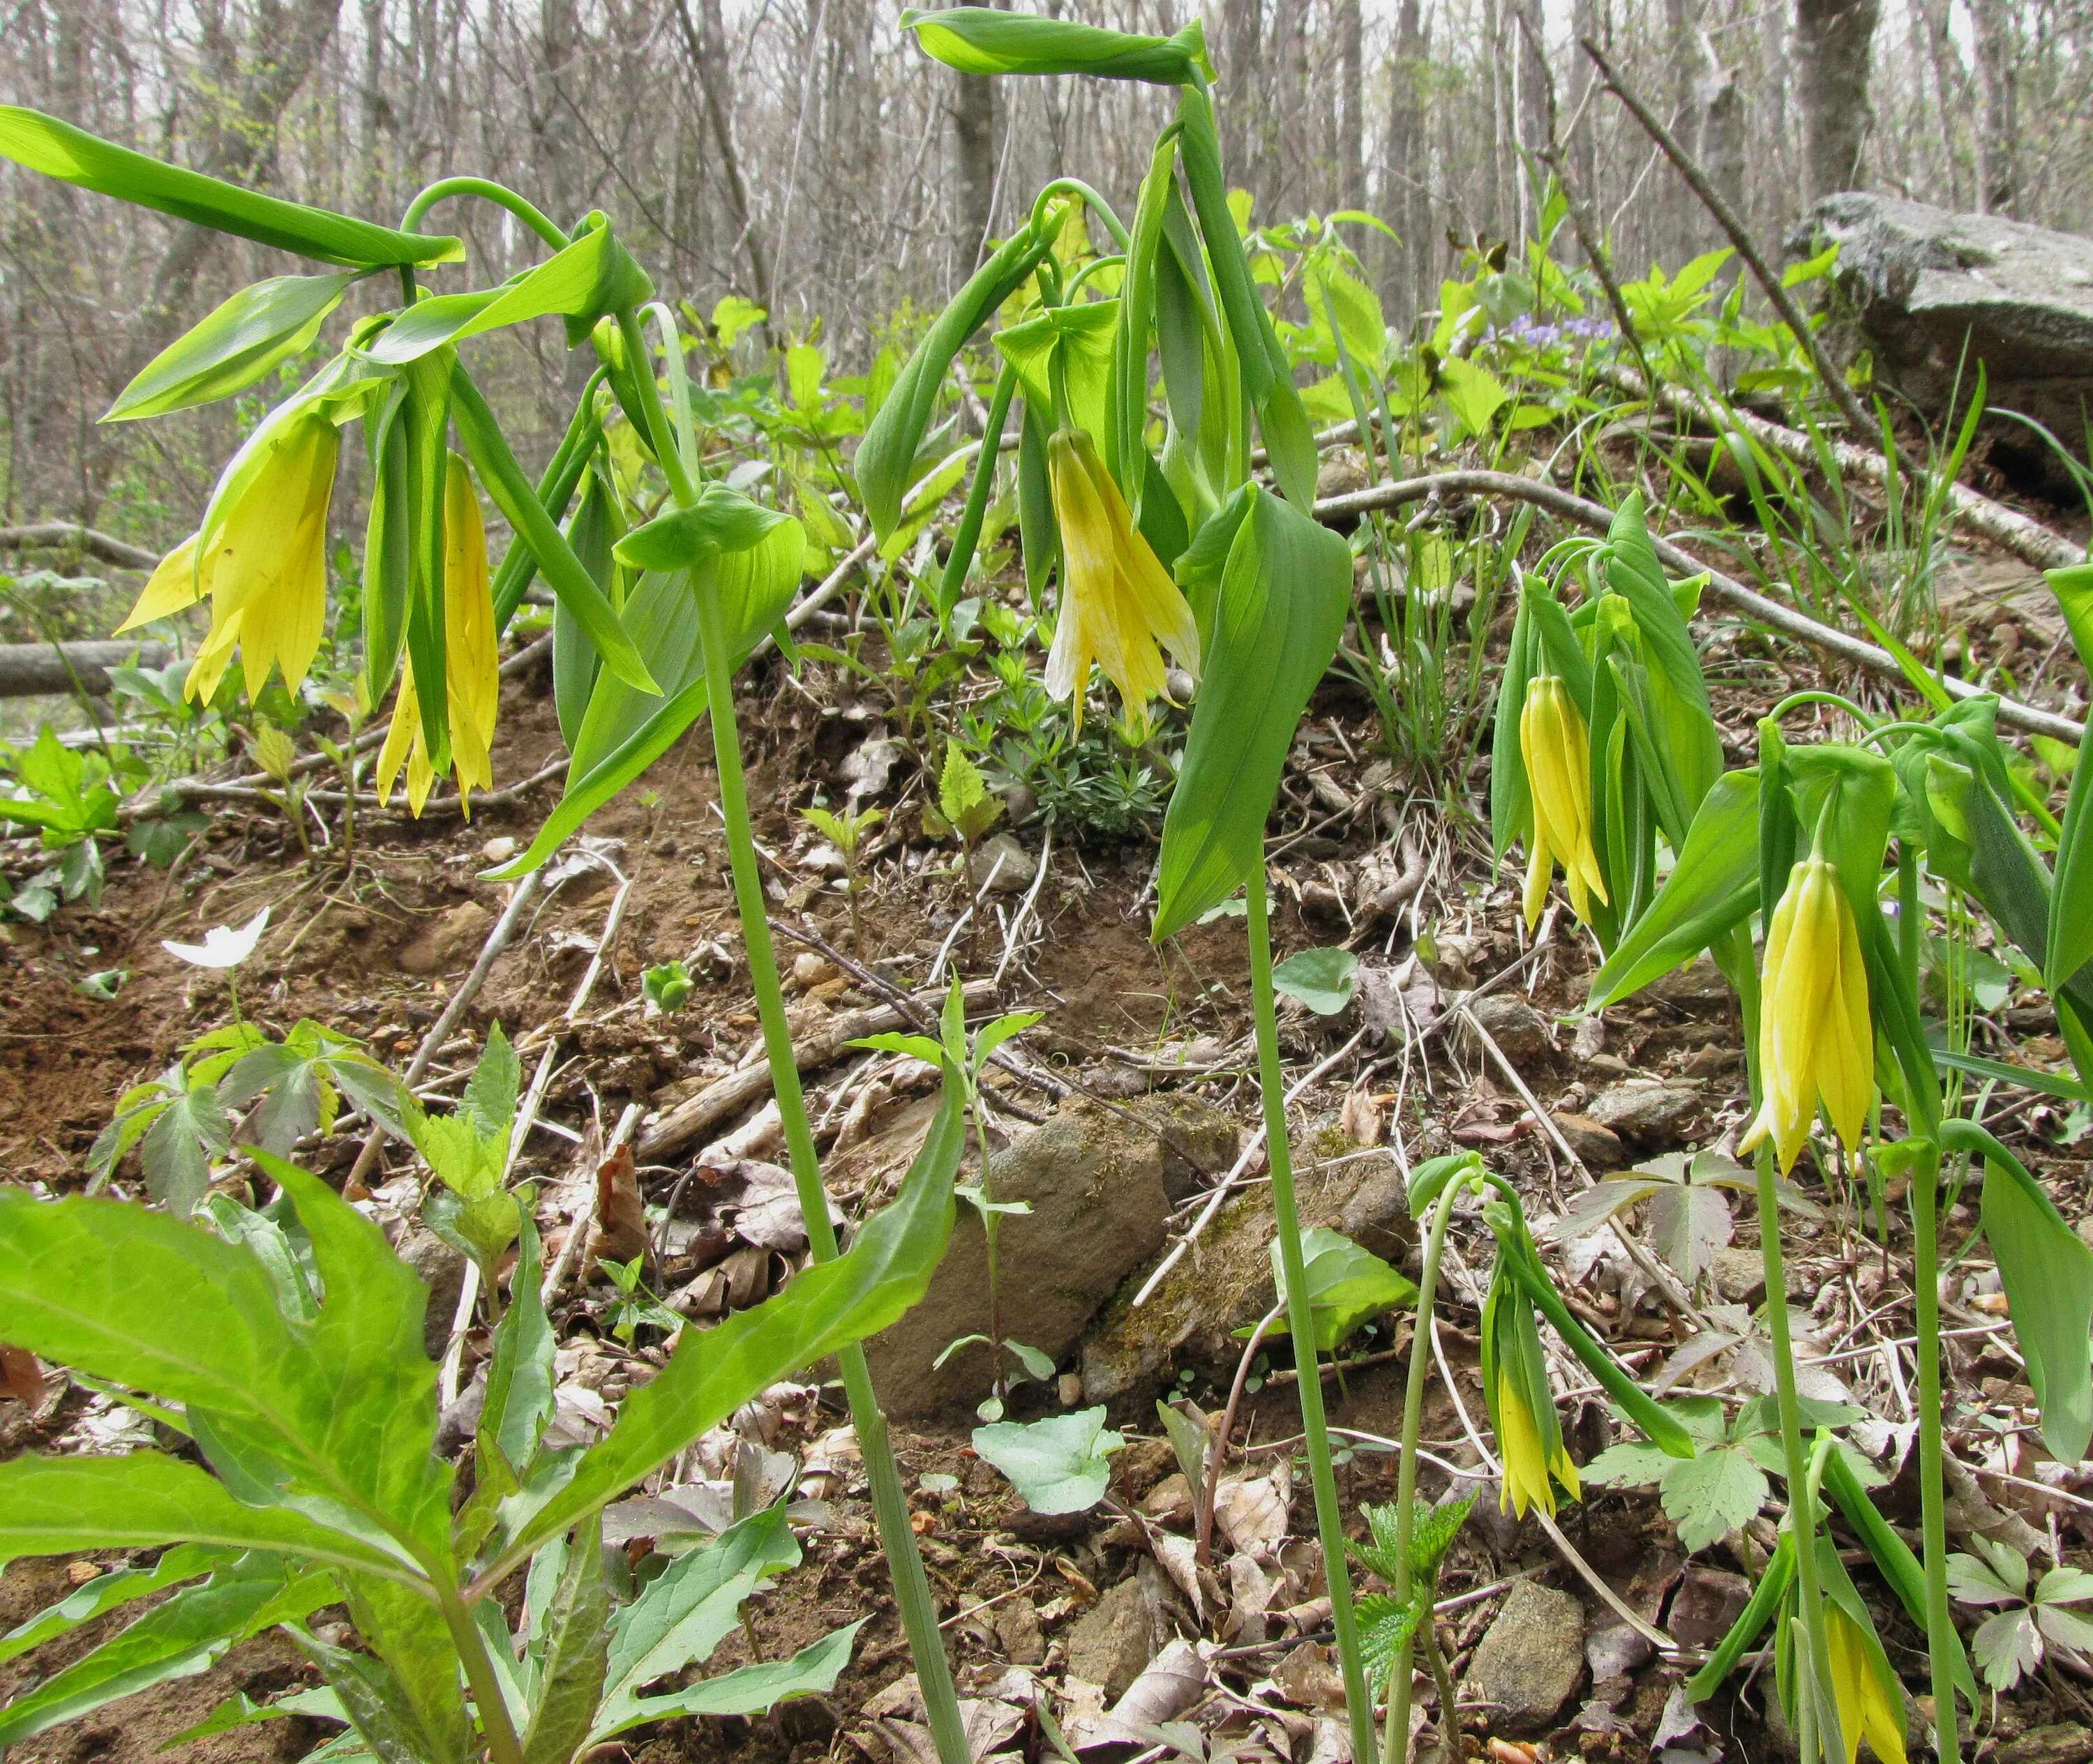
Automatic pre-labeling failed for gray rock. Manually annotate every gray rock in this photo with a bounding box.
[865,1098,1174,1417]
[1710,1245,1771,1305]
[1646,953,1734,1008]
[1467,1581,1585,1731]
[1551,1111,1628,1171]
[1064,1579,1158,1697]
[1122,1093,1240,1204]
[969,832,1037,894]
[1586,1084,1702,1149]
[1795,193,2093,489]
[1667,1565,1753,1650]
[1466,994,1556,1066]
[396,1228,467,1359]
[1338,1156,1416,1264]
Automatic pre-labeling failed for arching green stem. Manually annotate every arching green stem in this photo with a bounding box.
[400,176,569,252]
[1027,177,1132,252]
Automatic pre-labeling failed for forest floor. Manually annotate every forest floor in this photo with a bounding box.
[6,460,2093,1764]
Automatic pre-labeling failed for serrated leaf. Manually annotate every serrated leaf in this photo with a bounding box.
[592,1622,861,1737]
[1659,1446,1766,1552]
[1973,1607,2043,1691]
[0,1544,232,1667]
[1644,1182,1732,1285]
[522,1514,609,1764]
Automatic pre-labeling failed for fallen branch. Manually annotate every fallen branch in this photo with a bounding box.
[1314,469,2085,745]
[1597,362,2084,575]
[0,522,158,571]
[0,640,170,698]
[636,979,1000,1162]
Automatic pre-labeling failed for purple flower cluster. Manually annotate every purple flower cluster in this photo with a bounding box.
[1485,312,1616,349]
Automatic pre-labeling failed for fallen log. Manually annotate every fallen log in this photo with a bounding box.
[0,640,170,698]
[0,522,159,571]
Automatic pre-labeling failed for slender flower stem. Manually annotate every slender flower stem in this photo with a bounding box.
[1752,1143,1843,1764]
[1910,1138,1960,1763]
[1246,869,1376,1764]
[1383,1175,1467,1764]
[689,508,972,1764]
[400,175,569,250]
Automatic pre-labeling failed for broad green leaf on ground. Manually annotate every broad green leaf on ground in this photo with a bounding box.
[0,106,462,267]
[493,1085,966,1563]
[597,1625,860,1733]
[1155,487,1351,937]
[1271,947,1358,1015]
[1261,1228,1416,1352]
[973,1408,1124,1515]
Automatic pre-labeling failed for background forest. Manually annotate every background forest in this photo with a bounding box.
[0,0,2080,542]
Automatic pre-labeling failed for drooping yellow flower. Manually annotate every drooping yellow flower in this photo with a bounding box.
[1739,852,1873,1173]
[1520,674,1608,927]
[1044,429,1199,739]
[1825,1598,1907,1764]
[1492,1364,1582,1518]
[118,406,339,703]
[376,453,498,816]
[1481,1264,1580,1519]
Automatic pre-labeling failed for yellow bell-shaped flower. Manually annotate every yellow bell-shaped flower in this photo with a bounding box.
[376,453,499,816]
[1481,1265,1581,1519]
[1825,1598,1907,1764]
[1044,429,1199,739]
[1739,852,1873,1173]
[1520,674,1609,927]
[118,406,339,703]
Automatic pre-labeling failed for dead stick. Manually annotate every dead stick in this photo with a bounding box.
[1579,37,1891,463]
[1313,468,2085,746]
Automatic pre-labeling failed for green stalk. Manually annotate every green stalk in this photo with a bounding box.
[1750,1140,1843,1764]
[1383,1175,1467,1764]
[1246,870,1376,1764]
[437,1583,527,1764]
[1909,1136,1960,1763]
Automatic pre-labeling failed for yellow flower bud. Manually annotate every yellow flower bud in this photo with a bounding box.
[376,453,499,817]
[1519,674,1608,928]
[1044,428,1199,739]
[1826,1599,1907,1764]
[1739,853,1873,1173]
[1482,1264,1581,1520]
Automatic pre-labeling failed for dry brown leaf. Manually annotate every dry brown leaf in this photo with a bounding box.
[586,1143,647,1272]
[1213,1468,1291,1559]
[0,1344,45,1406]
[1339,1087,1384,1147]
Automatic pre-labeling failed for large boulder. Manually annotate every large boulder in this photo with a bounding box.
[863,1094,1236,1417]
[1793,193,2093,488]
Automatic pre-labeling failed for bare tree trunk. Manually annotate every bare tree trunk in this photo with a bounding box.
[1379,0,1430,322]
[1514,0,1550,248]
[1795,0,1880,197]
[1568,0,1599,219]
[1969,0,2020,212]
[675,0,777,324]
[1335,0,1364,210]
[1221,0,1265,206]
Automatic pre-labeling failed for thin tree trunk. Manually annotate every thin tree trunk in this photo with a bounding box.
[1968,0,2019,213]
[1337,0,1364,210]
[1795,0,1881,197]
[675,0,777,324]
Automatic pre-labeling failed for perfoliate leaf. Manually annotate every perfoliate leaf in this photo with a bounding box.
[108,273,359,421]
[902,8,1209,82]
[1979,1142,2093,1463]
[0,106,462,267]
[1154,488,1351,937]
[1261,1228,1416,1352]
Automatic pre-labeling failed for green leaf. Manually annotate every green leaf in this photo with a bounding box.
[1155,487,1352,937]
[857,220,1058,543]
[614,483,796,575]
[553,465,622,747]
[1973,1608,2042,1691]
[972,1408,1124,1515]
[0,1558,332,1748]
[2047,566,2093,990]
[450,365,659,698]
[480,1208,555,1480]
[1658,1446,1767,1553]
[1588,770,1759,1008]
[596,1507,797,1737]
[1271,947,1358,1016]
[108,272,359,421]
[493,1083,967,1565]
[1972,1133,2093,1463]
[0,1182,447,1569]
[1262,1228,1416,1353]
[463,1023,521,1141]
[296,1622,451,1764]
[137,1080,232,1216]
[521,1515,610,1764]
[902,8,1209,82]
[165,1685,346,1747]
[1582,1440,1676,1488]
[0,1545,232,1666]
[594,1624,860,1735]
[366,220,652,364]
[0,107,462,268]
